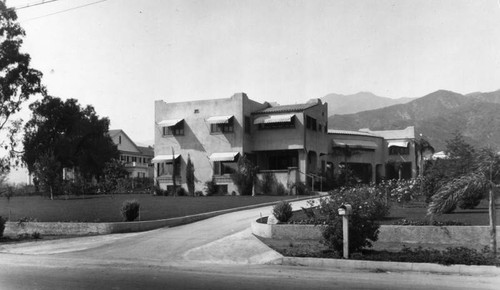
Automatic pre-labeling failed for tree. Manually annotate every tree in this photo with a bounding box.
[445,131,475,176]
[186,154,195,196]
[332,144,361,186]
[422,132,478,205]
[428,148,498,255]
[102,159,129,194]
[414,136,434,177]
[33,151,62,200]
[232,154,258,195]
[23,96,119,183]
[0,2,44,171]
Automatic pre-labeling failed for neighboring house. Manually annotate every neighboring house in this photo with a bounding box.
[431,151,448,160]
[154,93,328,194]
[359,126,417,179]
[108,129,154,178]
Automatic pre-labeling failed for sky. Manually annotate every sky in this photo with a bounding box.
[6,0,500,144]
[1,0,500,178]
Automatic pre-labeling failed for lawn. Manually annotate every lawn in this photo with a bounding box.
[0,194,300,223]
[380,197,500,226]
[289,197,500,226]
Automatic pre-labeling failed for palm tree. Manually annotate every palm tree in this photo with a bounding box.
[428,148,498,255]
[414,136,435,177]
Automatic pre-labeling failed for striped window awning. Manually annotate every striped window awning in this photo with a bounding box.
[388,141,409,148]
[209,152,239,162]
[206,115,233,124]
[254,114,294,124]
[158,119,183,127]
[333,139,378,150]
[152,154,180,163]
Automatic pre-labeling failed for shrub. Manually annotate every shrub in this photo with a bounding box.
[294,181,310,195]
[396,246,498,266]
[153,185,167,196]
[186,155,195,196]
[276,183,287,196]
[194,190,203,197]
[319,186,385,255]
[0,216,5,238]
[260,172,275,195]
[231,155,258,195]
[273,201,293,223]
[204,177,217,196]
[176,187,187,196]
[121,200,140,221]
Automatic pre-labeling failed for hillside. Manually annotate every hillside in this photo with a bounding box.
[329,90,500,151]
[321,92,413,116]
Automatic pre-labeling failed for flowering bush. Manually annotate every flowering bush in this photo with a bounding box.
[319,186,388,255]
[376,178,423,204]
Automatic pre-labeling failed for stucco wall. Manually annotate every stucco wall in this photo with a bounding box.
[155,93,256,192]
[327,133,386,181]
[251,221,500,250]
[251,113,305,151]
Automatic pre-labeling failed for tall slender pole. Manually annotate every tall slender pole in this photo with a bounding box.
[489,161,497,255]
[343,215,349,259]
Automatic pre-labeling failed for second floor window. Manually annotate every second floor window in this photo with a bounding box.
[244,116,251,134]
[389,145,409,155]
[163,121,184,136]
[211,119,234,133]
[306,115,317,131]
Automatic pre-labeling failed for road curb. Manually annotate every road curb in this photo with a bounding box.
[269,256,500,276]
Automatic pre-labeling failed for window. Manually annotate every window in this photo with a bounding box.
[163,121,185,136]
[214,161,238,175]
[258,120,295,129]
[389,145,410,155]
[244,116,251,134]
[268,151,298,170]
[157,161,181,176]
[210,119,234,133]
[318,124,322,132]
[194,109,199,114]
[132,157,137,163]
[306,115,317,131]
[118,135,122,144]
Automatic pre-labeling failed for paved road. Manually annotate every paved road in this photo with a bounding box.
[1,198,499,289]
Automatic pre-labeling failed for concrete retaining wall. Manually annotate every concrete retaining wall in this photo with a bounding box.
[2,197,312,238]
[251,219,500,249]
[4,214,215,237]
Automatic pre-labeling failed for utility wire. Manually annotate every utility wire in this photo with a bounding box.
[19,0,107,22]
[14,0,60,10]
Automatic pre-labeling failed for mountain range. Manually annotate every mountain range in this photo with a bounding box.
[327,89,500,151]
[321,92,414,116]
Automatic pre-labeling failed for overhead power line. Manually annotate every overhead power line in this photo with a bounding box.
[14,0,60,10]
[19,0,108,22]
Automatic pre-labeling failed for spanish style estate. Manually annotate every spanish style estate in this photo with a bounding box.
[154,93,416,194]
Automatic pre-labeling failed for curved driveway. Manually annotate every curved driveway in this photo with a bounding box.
[0,198,313,265]
[1,198,499,290]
